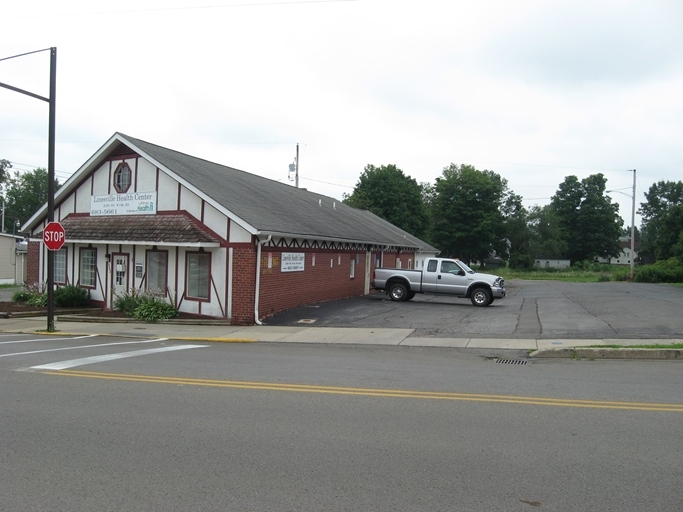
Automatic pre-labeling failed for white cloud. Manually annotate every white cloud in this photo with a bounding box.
[2,0,682,227]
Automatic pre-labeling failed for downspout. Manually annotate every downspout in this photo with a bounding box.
[254,235,272,325]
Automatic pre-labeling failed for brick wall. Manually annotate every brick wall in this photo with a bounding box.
[257,249,368,320]
[230,245,257,325]
[26,241,41,288]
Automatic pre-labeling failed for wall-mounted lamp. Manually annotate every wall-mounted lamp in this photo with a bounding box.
[105,253,111,263]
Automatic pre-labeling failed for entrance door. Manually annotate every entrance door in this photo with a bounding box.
[111,254,129,302]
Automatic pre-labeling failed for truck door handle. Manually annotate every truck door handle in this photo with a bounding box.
[438,275,441,280]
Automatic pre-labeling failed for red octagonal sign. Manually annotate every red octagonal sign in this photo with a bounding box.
[43,221,66,251]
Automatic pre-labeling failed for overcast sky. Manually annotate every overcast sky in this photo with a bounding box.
[2,0,682,226]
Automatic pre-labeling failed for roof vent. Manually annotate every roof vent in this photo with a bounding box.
[319,199,322,207]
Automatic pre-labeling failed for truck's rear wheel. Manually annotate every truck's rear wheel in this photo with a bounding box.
[388,283,408,302]
[470,287,492,307]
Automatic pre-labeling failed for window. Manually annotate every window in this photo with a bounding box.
[113,162,132,193]
[186,252,210,300]
[427,260,438,272]
[146,250,168,294]
[79,248,96,288]
[55,248,67,284]
[350,257,355,278]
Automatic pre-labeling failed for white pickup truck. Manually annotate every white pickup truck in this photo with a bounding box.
[372,258,506,307]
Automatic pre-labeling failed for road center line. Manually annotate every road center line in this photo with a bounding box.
[42,370,683,412]
[31,345,207,370]
[1,338,167,358]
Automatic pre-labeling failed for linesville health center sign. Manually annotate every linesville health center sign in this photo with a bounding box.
[90,192,157,216]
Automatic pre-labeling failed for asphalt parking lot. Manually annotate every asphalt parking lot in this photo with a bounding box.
[265,280,683,340]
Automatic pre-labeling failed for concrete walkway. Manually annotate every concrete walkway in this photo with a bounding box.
[1,315,682,359]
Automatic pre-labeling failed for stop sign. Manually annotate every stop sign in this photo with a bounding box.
[43,221,66,251]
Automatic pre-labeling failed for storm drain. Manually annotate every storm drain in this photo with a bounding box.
[493,358,530,366]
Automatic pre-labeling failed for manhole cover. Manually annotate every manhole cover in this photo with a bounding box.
[493,358,530,366]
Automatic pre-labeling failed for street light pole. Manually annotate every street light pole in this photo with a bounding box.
[0,47,57,330]
[47,47,57,331]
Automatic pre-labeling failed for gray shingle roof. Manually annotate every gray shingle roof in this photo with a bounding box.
[49,214,222,245]
[120,134,437,252]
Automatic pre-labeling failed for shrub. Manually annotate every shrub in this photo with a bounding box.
[133,296,178,321]
[597,273,612,282]
[12,289,33,302]
[54,285,90,307]
[114,289,147,316]
[26,293,48,307]
[635,258,683,283]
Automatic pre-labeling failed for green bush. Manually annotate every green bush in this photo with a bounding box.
[12,289,33,302]
[114,290,148,315]
[133,297,178,321]
[54,285,90,307]
[597,273,612,282]
[26,293,48,307]
[635,258,683,283]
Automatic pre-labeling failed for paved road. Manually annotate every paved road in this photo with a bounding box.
[266,280,683,339]
[2,333,683,511]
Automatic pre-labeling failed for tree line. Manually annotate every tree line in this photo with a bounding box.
[343,163,682,268]
[0,160,60,234]
[2,158,680,269]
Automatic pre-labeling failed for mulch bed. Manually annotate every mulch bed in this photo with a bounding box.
[0,301,215,320]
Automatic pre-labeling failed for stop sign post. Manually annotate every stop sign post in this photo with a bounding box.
[43,221,65,251]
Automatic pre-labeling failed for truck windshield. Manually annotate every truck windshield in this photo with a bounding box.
[456,261,475,274]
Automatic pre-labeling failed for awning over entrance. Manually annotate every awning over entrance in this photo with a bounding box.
[45,214,223,247]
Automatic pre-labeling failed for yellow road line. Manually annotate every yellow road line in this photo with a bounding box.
[44,370,683,412]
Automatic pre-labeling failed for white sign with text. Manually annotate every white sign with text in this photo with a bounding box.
[90,192,157,216]
[281,252,305,272]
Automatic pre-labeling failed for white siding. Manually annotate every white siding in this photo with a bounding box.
[92,162,110,194]
[229,222,252,243]
[157,172,178,211]
[180,186,202,218]
[136,159,157,191]
[204,203,228,239]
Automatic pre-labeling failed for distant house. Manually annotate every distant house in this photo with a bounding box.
[0,233,26,285]
[598,236,639,265]
[534,258,571,269]
[22,133,438,324]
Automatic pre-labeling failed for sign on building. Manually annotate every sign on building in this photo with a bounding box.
[90,192,157,216]
[281,252,305,272]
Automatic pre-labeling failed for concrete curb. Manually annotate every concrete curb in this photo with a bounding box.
[532,348,683,360]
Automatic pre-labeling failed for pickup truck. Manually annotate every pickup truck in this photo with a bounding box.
[372,258,506,307]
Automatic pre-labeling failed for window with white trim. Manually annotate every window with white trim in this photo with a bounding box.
[113,162,132,193]
[79,248,96,288]
[55,248,67,284]
[186,252,210,300]
[146,250,168,294]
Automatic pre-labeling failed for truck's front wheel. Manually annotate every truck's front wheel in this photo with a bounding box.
[388,283,408,302]
[470,287,492,307]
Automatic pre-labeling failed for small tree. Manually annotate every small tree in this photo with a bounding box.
[343,164,429,239]
[2,168,60,232]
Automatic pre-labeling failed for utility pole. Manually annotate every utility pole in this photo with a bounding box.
[630,169,636,281]
[288,143,299,188]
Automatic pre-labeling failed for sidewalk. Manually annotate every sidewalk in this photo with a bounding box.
[1,315,682,359]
